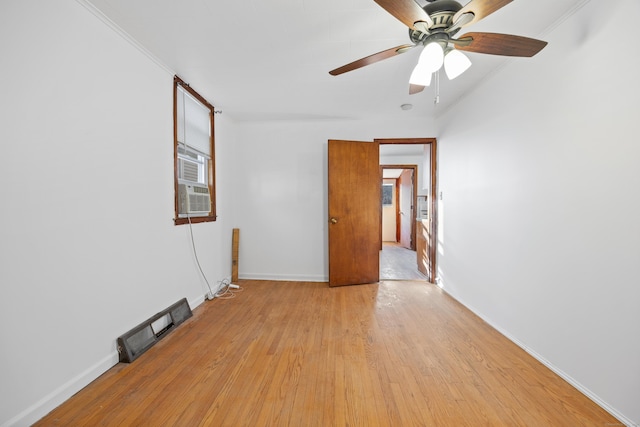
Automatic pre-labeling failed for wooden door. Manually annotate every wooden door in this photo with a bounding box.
[328,139,380,287]
[398,169,413,250]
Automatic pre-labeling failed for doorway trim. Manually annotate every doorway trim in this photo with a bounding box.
[376,138,437,283]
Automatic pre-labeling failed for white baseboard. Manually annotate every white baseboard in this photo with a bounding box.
[3,352,119,427]
[7,296,209,427]
[439,288,636,427]
[239,273,327,282]
[189,294,206,310]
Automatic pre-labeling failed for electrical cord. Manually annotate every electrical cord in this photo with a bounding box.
[187,215,215,300]
[187,216,244,301]
[214,278,244,299]
[215,278,233,299]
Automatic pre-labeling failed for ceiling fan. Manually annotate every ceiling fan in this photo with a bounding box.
[329,0,548,94]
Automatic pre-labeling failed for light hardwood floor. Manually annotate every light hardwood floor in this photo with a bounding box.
[36,280,620,426]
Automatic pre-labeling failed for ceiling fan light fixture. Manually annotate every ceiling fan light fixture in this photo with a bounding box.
[409,63,433,87]
[444,49,471,80]
[418,42,444,73]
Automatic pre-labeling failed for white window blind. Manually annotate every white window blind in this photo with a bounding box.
[176,87,211,155]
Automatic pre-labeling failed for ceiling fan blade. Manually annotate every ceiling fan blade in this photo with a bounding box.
[410,84,425,95]
[452,0,513,28]
[373,0,433,30]
[329,44,414,76]
[454,32,547,57]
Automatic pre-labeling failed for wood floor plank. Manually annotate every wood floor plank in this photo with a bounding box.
[35,280,621,426]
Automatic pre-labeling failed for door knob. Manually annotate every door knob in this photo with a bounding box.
[330,217,338,224]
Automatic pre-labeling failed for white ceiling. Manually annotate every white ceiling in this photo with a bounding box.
[84,0,589,122]
[382,168,404,178]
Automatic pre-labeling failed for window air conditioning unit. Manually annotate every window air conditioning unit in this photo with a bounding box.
[178,183,211,214]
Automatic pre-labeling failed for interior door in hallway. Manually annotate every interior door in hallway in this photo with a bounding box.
[328,139,380,287]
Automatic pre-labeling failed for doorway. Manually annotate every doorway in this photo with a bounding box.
[381,165,416,250]
[380,165,425,281]
[327,138,437,286]
[378,138,437,282]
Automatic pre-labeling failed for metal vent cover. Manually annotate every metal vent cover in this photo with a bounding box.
[116,298,193,363]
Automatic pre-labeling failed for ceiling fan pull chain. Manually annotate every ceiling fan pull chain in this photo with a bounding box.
[434,70,440,105]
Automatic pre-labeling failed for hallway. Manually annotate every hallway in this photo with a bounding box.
[380,242,428,281]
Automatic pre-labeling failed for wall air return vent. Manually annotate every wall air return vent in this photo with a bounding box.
[116,298,192,363]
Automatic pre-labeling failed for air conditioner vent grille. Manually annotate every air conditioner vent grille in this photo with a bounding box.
[179,158,199,182]
[178,183,211,214]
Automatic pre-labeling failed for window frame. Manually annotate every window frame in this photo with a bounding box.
[173,75,216,225]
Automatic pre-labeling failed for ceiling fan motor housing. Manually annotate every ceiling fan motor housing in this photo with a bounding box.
[410,0,463,43]
[423,0,462,30]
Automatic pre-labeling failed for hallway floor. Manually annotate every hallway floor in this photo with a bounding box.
[380,242,428,281]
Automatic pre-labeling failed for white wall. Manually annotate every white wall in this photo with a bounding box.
[380,151,430,195]
[436,0,640,424]
[232,118,435,281]
[5,0,636,424]
[0,1,234,425]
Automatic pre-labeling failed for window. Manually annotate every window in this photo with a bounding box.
[382,183,393,206]
[173,75,216,224]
